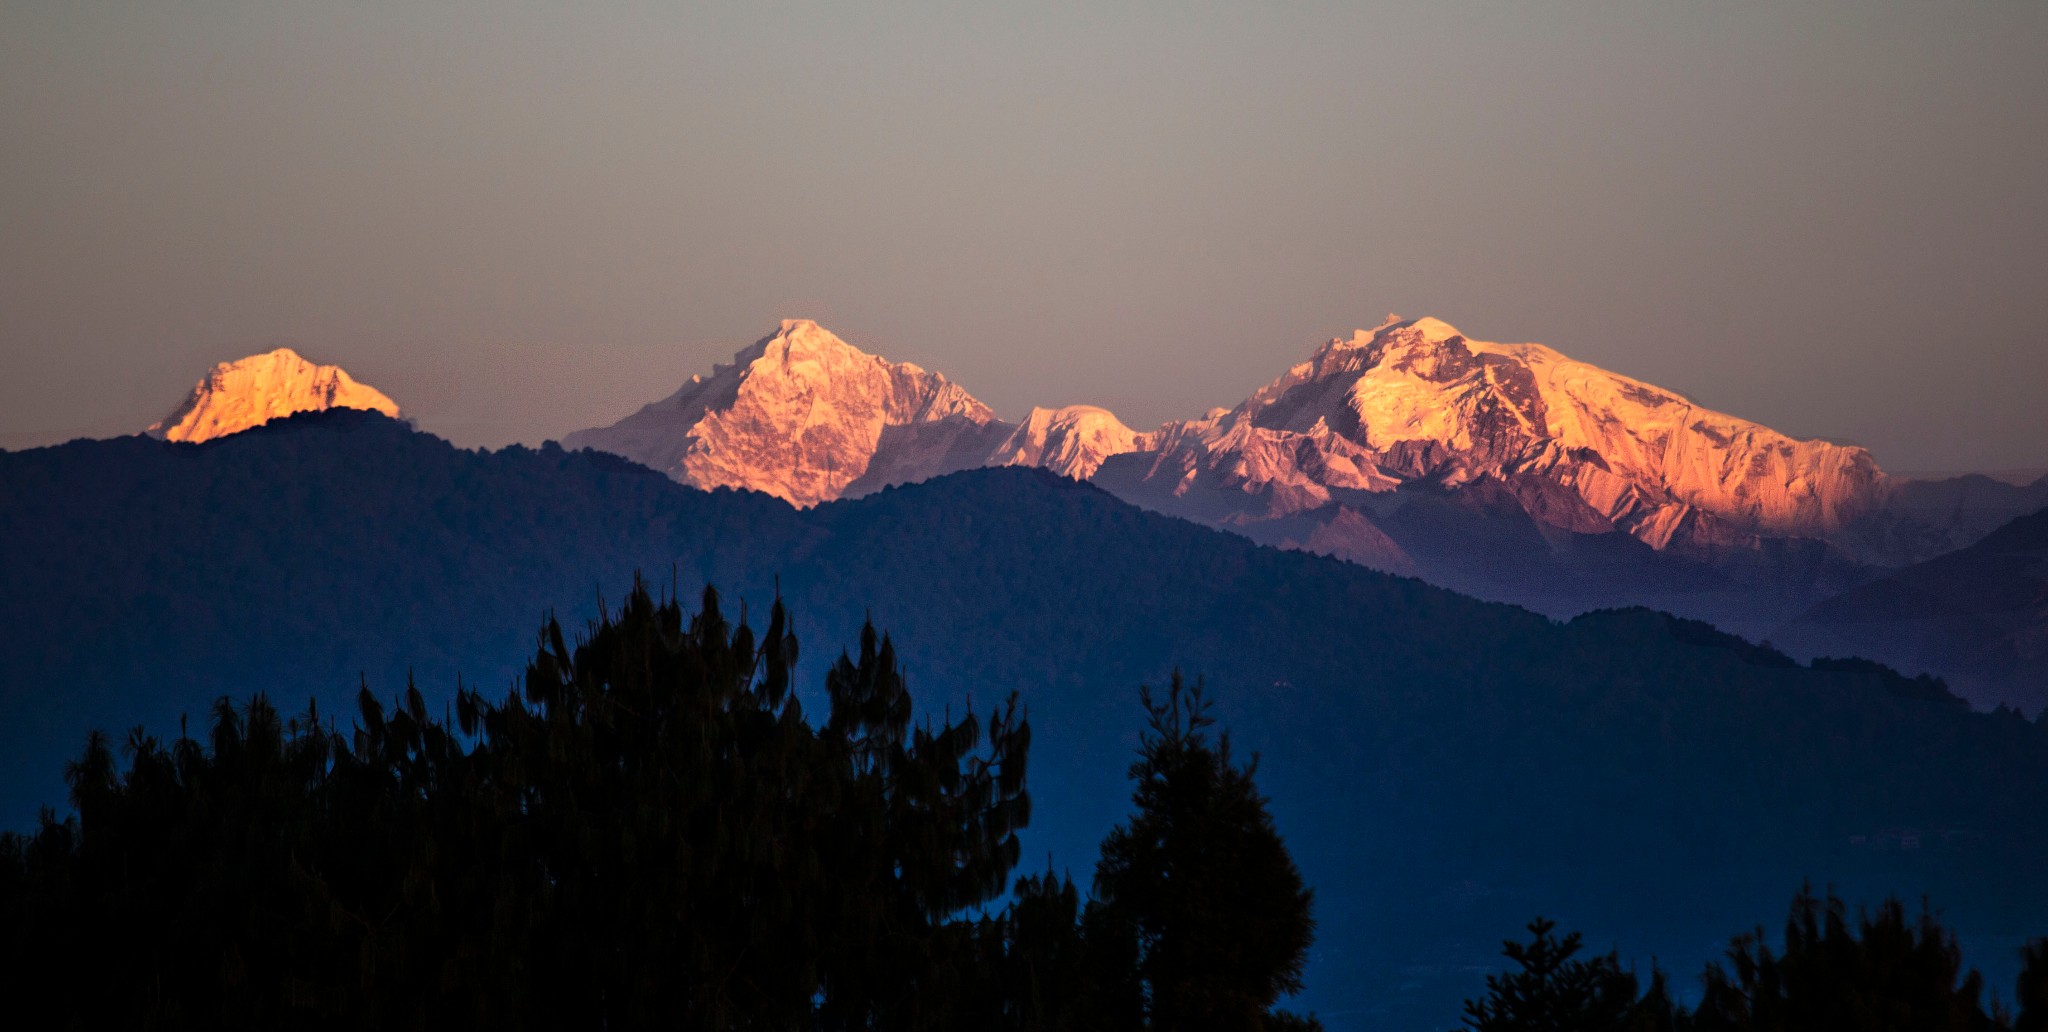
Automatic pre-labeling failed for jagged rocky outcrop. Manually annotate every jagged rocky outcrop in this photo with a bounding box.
[148,348,400,443]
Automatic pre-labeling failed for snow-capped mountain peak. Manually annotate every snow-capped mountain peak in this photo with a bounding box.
[148,347,400,443]
[564,320,995,507]
[564,314,1910,568]
[1143,318,1881,552]
[987,405,1146,480]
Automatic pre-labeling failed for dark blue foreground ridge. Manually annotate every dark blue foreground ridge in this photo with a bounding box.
[2,410,2043,1029]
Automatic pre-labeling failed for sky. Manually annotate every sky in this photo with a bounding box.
[2,0,2044,472]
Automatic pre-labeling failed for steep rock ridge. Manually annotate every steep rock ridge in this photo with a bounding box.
[565,320,996,507]
[148,348,400,443]
[1120,316,1884,557]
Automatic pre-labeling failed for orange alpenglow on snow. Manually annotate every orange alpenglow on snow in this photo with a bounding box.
[564,319,995,507]
[147,348,401,443]
[1133,315,1883,550]
[562,315,1919,559]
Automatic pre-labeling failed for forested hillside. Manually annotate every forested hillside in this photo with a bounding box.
[2,411,2044,1027]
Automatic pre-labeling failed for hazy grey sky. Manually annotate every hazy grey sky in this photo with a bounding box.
[3,0,2044,471]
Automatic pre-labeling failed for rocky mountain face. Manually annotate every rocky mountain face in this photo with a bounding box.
[564,320,995,507]
[148,348,400,443]
[566,317,2043,634]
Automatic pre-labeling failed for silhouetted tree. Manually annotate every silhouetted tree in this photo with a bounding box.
[1088,674,1319,1032]
[1461,916,1679,1032]
[0,580,1034,1030]
[1691,887,1996,1032]
[2015,939,2048,1032]
[985,867,1095,1031]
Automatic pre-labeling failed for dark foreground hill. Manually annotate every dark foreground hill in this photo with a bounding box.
[1776,507,2048,713]
[2,411,2045,1029]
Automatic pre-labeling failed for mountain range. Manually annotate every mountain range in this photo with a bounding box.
[562,318,2047,701]
[132,317,2048,708]
[5,409,2046,1028]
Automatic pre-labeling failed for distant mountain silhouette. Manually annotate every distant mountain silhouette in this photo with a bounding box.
[2,409,2045,1029]
[1776,507,2048,711]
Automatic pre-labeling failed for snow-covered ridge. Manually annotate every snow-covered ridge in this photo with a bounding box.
[148,348,400,444]
[139,315,2037,644]
[1153,316,1884,550]
[563,315,1888,557]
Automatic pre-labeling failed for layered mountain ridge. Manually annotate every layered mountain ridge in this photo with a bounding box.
[1775,506,2048,711]
[148,347,400,443]
[552,316,2047,657]
[6,408,2046,1027]
[562,317,2038,587]
[132,316,2043,681]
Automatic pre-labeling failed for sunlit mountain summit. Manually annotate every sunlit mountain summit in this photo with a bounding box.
[564,319,995,507]
[1096,314,1881,554]
[564,317,2044,630]
[148,347,400,444]
[122,314,2045,707]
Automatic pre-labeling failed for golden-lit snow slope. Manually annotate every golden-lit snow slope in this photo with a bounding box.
[1135,316,1882,549]
[986,405,1146,480]
[564,319,994,507]
[148,348,400,444]
[567,314,1888,551]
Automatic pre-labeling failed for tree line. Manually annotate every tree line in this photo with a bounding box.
[3,578,2046,1030]
[1463,891,2048,1031]
[0,581,1316,1030]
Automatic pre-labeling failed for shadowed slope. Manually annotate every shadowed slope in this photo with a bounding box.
[1778,507,2048,712]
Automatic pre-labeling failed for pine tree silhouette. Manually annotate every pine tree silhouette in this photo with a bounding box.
[2017,939,2048,1032]
[1088,673,1320,1032]
[1460,917,1676,1032]
[0,580,1035,1029]
[1691,886,1996,1032]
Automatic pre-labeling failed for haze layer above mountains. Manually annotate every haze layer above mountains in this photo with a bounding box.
[138,317,2048,708]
